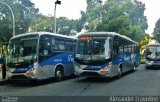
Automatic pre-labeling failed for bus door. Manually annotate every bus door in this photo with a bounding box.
[123,42,133,72]
[112,36,120,76]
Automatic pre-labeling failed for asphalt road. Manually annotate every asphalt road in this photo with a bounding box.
[0,64,160,97]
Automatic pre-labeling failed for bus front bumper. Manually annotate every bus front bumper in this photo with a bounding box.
[145,60,160,68]
[75,68,111,78]
[6,71,37,80]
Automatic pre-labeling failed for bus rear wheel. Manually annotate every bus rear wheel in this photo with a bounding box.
[55,67,63,81]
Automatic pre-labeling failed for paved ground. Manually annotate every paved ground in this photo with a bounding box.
[1,64,160,101]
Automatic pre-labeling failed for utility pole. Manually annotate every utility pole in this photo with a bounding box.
[54,0,61,33]
[0,2,15,36]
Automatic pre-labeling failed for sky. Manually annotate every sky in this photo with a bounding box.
[31,0,160,35]
[31,0,87,19]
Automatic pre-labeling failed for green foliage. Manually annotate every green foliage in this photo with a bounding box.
[139,34,151,55]
[0,0,38,42]
[0,0,39,55]
[29,15,53,32]
[0,0,148,43]
[153,18,160,42]
[57,17,78,35]
[30,16,79,35]
[82,0,148,42]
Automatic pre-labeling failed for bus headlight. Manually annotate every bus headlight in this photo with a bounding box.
[146,60,154,65]
[25,63,38,77]
[150,61,154,63]
[26,67,35,77]
[34,62,39,69]
[99,67,110,74]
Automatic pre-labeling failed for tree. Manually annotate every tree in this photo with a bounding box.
[30,16,79,35]
[0,0,39,55]
[76,11,87,32]
[0,0,38,42]
[139,34,151,55]
[82,0,148,42]
[153,18,160,42]
[57,17,78,35]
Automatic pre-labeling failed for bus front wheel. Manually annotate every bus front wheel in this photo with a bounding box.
[55,67,63,81]
[133,63,136,72]
[117,67,122,79]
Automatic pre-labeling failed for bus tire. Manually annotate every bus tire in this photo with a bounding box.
[55,67,63,81]
[133,63,136,72]
[146,66,149,69]
[117,67,122,79]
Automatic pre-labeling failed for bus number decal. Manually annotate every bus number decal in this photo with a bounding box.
[54,59,62,62]
[68,55,73,61]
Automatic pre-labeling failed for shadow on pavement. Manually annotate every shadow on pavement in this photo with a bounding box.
[75,70,137,83]
[146,67,160,70]
[0,75,77,87]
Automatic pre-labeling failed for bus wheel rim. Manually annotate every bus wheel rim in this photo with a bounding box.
[56,70,62,78]
[134,66,136,71]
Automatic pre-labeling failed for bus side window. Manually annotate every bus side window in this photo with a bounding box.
[39,42,51,56]
[51,38,58,50]
[128,44,132,53]
[113,36,119,57]
[52,38,65,52]
[66,40,75,52]
[118,38,124,54]
[57,40,65,51]
[72,41,76,52]
[135,45,140,54]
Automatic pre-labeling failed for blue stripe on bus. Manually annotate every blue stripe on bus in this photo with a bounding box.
[11,52,74,73]
[80,52,140,71]
[83,63,108,71]
[39,52,74,67]
[12,65,33,73]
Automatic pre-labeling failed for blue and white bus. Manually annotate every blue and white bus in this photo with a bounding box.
[6,32,76,81]
[74,32,140,78]
[145,43,160,68]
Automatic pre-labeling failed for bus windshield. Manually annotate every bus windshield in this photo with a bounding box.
[75,36,112,64]
[7,36,38,67]
[146,45,160,60]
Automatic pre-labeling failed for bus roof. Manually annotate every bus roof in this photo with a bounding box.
[77,32,138,44]
[10,32,76,40]
[146,43,160,47]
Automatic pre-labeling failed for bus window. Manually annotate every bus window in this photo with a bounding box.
[113,36,119,57]
[128,44,132,53]
[93,41,103,54]
[104,37,112,59]
[51,38,58,50]
[52,38,65,51]
[66,40,75,52]
[118,38,124,54]
[75,36,112,62]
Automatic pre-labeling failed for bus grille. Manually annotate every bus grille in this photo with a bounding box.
[10,75,29,80]
[81,72,101,77]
